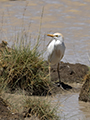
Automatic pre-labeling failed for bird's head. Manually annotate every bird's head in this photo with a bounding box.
[47,32,64,41]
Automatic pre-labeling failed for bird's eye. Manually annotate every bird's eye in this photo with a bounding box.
[55,35,58,37]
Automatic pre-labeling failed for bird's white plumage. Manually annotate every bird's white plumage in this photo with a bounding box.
[47,33,65,65]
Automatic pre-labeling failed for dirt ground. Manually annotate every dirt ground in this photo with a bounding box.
[50,61,89,94]
[0,41,89,120]
[0,97,24,120]
[51,62,88,83]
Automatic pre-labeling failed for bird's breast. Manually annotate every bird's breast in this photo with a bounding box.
[47,40,65,64]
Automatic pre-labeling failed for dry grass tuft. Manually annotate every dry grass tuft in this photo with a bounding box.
[23,98,59,120]
[0,35,50,95]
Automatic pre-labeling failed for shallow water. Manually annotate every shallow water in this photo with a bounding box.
[53,93,90,120]
[0,0,90,66]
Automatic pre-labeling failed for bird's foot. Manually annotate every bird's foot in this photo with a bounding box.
[57,82,65,90]
[57,82,72,90]
[57,82,61,87]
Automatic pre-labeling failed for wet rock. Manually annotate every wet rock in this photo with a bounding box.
[79,74,90,102]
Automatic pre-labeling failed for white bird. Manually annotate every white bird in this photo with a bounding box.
[47,32,66,87]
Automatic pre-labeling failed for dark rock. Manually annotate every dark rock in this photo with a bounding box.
[79,74,90,102]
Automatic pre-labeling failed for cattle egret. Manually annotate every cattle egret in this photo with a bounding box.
[47,33,66,87]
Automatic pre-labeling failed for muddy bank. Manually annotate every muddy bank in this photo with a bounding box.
[49,61,89,94]
[51,62,88,83]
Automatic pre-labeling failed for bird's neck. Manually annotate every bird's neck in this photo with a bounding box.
[54,38,64,43]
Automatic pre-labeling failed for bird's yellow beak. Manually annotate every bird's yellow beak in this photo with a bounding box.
[47,34,54,37]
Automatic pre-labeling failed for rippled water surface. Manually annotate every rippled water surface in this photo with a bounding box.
[53,93,90,120]
[0,0,90,65]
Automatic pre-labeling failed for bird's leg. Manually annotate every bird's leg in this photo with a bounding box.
[57,63,61,85]
[49,63,51,81]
